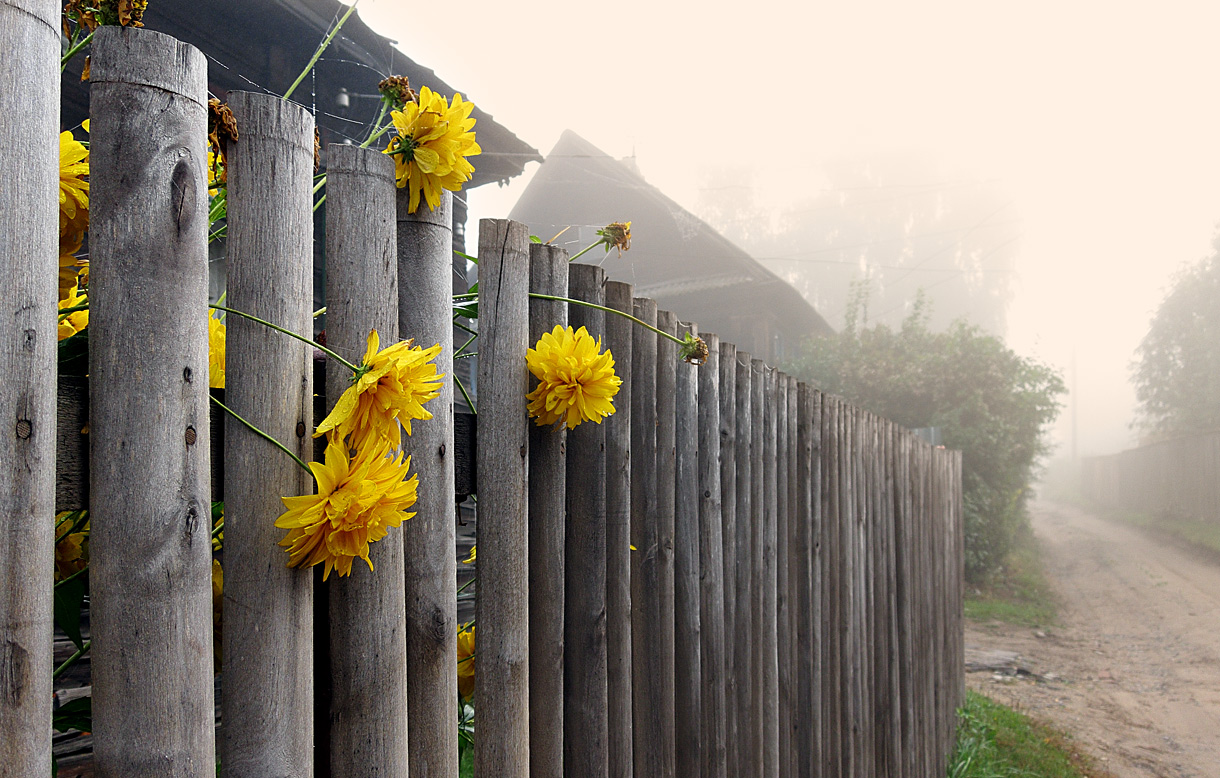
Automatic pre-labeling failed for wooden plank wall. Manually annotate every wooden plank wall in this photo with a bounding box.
[1083,432,1220,525]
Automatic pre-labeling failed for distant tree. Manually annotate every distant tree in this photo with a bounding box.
[1132,244,1220,440]
[789,286,1065,581]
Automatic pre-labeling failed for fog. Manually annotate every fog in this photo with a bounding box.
[357,0,1220,457]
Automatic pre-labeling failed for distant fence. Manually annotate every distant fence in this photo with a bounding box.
[2,21,965,778]
[1082,432,1220,524]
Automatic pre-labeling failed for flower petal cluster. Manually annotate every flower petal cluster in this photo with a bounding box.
[315,330,444,446]
[276,437,419,581]
[385,87,481,213]
[54,512,89,583]
[59,128,90,296]
[526,325,622,429]
[58,286,89,341]
[208,314,226,389]
[456,623,476,701]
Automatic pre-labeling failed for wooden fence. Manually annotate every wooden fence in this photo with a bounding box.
[1082,432,1220,524]
[2,22,965,778]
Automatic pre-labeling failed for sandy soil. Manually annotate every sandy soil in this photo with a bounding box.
[966,501,1220,778]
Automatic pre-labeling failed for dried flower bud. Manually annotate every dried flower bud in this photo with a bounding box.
[680,332,709,366]
[378,76,417,110]
[597,221,632,256]
[207,99,239,185]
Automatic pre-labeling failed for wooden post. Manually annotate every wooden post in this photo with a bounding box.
[792,385,819,778]
[674,322,701,777]
[88,27,215,776]
[775,372,791,778]
[564,263,609,778]
[733,352,754,777]
[603,281,634,778]
[820,396,841,777]
[757,362,778,778]
[399,188,458,778]
[475,219,531,778]
[0,1,57,772]
[528,245,568,778]
[655,310,679,777]
[325,144,407,777]
[699,334,727,778]
[718,342,739,778]
[783,375,801,777]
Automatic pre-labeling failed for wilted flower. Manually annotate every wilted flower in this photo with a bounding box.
[526,325,622,429]
[54,512,89,583]
[207,99,238,186]
[679,331,709,365]
[96,0,147,27]
[384,86,481,213]
[378,75,417,110]
[456,623,476,701]
[597,221,631,256]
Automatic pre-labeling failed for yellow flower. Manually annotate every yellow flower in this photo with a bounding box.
[384,87,481,214]
[96,0,147,27]
[58,286,88,341]
[208,314,226,389]
[59,129,89,250]
[314,330,444,447]
[212,508,224,552]
[526,325,623,430]
[276,436,419,581]
[54,512,89,583]
[456,623,476,701]
[462,545,476,564]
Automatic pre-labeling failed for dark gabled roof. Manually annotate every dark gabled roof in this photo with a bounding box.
[60,0,541,187]
[509,131,833,355]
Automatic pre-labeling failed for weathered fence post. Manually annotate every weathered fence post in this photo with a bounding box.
[699,334,727,778]
[604,281,635,778]
[782,374,800,776]
[656,309,679,777]
[756,362,778,778]
[325,144,407,777]
[528,244,567,778]
[716,342,738,777]
[564,263,609,778]
[775,371,791,778]
[0,1,58,772]
[820,396,841,777]
[399,187,458,778]
[733,351,754,777]
[475,219,531,778]
[88,26,215,776]
[674,322,701,777]
[792,384,819,778]
[220,90,316,778]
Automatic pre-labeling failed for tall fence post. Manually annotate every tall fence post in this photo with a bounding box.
[88,26,215,775]
[733,351,754,777]
[655,309,679,777]
[718,341,739,778]
[399,187,459,778]
[783,374,800,776]
[603,281,635,778]
[775,372,791,778]
[325,144,408,777]
[674,322,701,777]
[756,361,778,778]
[0,0,58,772]
[792,384,819,778]
[528,245,567,778]
[474,219,531,778]
[699,333,727,778]
[820,396,842,776]
[564,263,609,778]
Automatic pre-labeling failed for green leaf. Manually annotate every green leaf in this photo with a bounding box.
[454,250,479,265]
[53,696,92,734]
[54,574,87,651]
[454,303,478,320]
[529,235,542,244]
[57,329,89,378]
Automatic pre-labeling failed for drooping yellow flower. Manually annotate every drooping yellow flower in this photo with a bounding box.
[314,330,444,447]
[276,436,419,581]
[462,545,476,564]
[384,87,481,213]
[54,512,89,583]
[59,129,89,250]
[456,623,476,701]
[208,313,226,389]
[59,250,83,300]
[526,325,623,430]
[58,286,88,341]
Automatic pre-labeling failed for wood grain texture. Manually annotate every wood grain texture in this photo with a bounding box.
[775,373,791,778]
[563,263,609,778]
[324,145,407,778]
[527,245,567,778]
[755,362,778,778]
[87,27,215,777]
[0,1,59,773]
[791,384,818,778]
[698,334,727,778]
[732,352,754,778]
[653,310,679,778]
[603,281,634,778]
[399,187,459,778]
[717,342,738,778]
[474,219,531,778]
[673,322,701,778]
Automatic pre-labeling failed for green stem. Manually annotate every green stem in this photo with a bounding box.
[210,395,312,475]
[455,375,476,415]
[453,319,477,337]
[566,241,603,264]
[283,2,358,101]
[55,563,89,591]
[53,640,91,681]
[457,576,476,596]
[526,293,687,348]
[208,304,360,374]
[454,332,477,357]
[360,102,389,149]
[452,292,479,301]
[61,31,94,72]
[455,352,477,360]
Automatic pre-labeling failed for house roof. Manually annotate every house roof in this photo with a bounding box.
[60,0,541,187]
[509,131,833,356]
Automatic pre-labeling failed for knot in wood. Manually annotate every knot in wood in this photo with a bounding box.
[296,421,306,438]
[184,425,197,446]
[15,419,32,440]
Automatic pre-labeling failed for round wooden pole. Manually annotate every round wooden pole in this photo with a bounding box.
[757,362,778,778]
[564,263,610,777]
[399,187,458,778]
[654,310,679,778]
[0,1,59,772]
[698,334,727,778]
[674,322,701,778]
[718,342,738,778]
[88,27,215,776]
[792,384,818,778]
[528,244,567,778]
[325,144,407,777]
[475,219,531,778]
[774,372,791,778]
[603,281,635,778]
[732,351,754,777]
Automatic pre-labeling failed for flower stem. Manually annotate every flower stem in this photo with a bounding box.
[455,332,477,357]
[566,241,603,263]
[283,1,358,101]
[53,640,91,681]
[360,102,390,148]
[208,304,360,374]
[210,395,312,475]
[61,31,94,72]
[455,375,476,415]
[526,293,688,348]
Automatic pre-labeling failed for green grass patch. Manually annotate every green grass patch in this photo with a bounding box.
[949,691,1109,778]
[965,525,1058,628]
[1103,508,1220,559]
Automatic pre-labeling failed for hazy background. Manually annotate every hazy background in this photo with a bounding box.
[356,0,1220,458]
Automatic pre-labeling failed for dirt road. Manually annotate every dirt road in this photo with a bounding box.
[966,501,1220,777]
